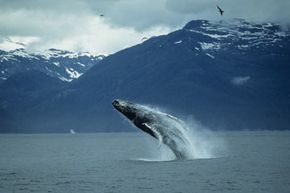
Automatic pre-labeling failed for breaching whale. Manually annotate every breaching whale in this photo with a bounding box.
[112,99,193,160]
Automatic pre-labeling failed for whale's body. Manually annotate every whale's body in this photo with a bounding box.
[112,99,193,159]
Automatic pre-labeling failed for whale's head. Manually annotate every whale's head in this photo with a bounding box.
[112,99,157,138]
[112,99,139,120]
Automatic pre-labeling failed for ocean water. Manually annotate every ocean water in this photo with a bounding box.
[0,131,290,193]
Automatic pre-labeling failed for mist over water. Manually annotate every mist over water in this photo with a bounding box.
[133,106,227,161]
[184,117,227,159]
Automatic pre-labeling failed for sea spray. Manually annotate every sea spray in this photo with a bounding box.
[184,117,227,159]
[140,106,227,161]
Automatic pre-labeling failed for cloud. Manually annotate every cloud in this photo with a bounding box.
[165,0,290,24]
[231,76,251,86]
[0,0,289,54]
[0,3,171,54]
[103,0,188,31]
[0,36,39,51]
[29,17,171,54]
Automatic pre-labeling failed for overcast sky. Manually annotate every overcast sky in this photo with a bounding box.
[0,0,289,54]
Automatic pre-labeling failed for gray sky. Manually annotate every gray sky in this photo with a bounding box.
[0,0,289,54]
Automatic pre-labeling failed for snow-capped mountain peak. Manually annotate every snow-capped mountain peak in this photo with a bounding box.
[182,19,289,52]
[0,48,105,82]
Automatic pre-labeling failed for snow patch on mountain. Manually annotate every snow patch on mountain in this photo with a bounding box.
[199,42,220,50]
[205,53,215,59]
[65,67,82,80]
[183,19,289,53]
[231,76,251,86]
[174,40,183,44]
[0,48,105,82]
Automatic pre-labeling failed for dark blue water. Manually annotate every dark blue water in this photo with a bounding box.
[0,131,289,193]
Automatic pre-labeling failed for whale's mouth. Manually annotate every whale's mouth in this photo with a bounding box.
[112,99,129,115]
[112,99,137,121]
[112,99,122,110]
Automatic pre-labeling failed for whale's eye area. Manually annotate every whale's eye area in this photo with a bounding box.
[112,99,141,121]
[112,100,120,106]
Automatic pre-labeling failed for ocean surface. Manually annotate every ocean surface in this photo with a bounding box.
[0,131,289,193]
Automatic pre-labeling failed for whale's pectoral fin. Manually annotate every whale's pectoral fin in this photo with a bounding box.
[142,123,163,148]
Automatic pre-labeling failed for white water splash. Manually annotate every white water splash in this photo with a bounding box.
[184,117,227,159]
[138,106,227,161]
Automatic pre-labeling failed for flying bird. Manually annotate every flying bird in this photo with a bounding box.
[217,5,224,16]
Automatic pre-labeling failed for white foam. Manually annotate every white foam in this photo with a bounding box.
[138,105,227,161]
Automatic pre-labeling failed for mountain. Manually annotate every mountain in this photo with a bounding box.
[1,19,290,133]
[0,48,105,83]
[0,70,66,132]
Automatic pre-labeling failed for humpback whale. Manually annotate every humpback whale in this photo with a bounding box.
[112,99,193,160]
